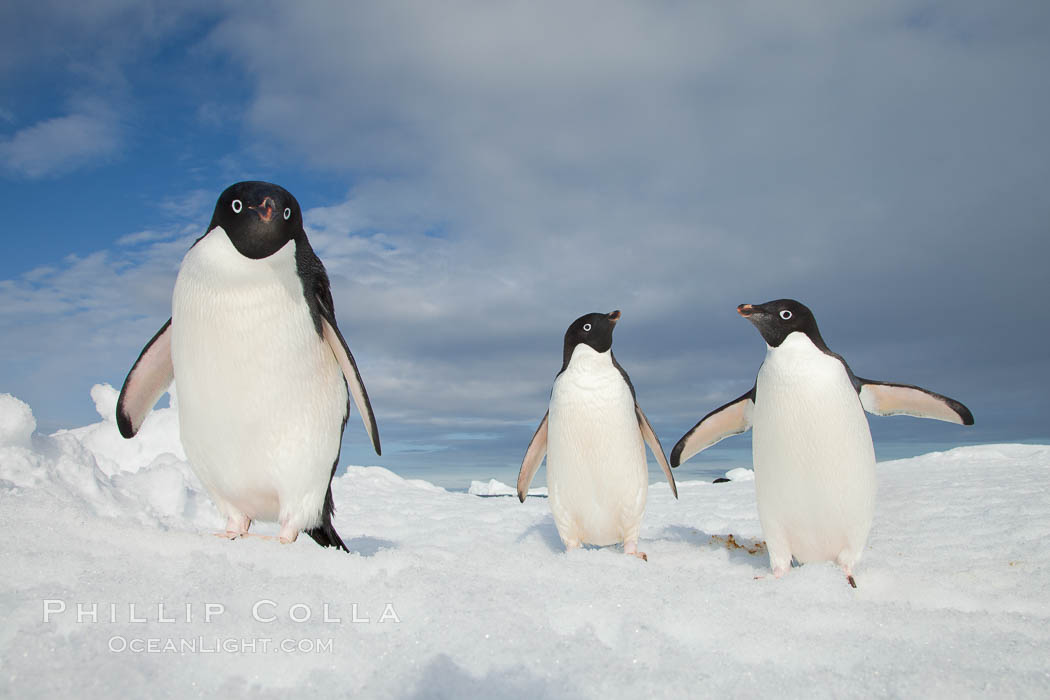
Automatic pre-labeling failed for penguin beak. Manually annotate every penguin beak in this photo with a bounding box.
[249,196,277,223]
[608,310,621,324]
[737,304,756,317]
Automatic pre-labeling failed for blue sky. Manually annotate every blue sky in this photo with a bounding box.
[2,2,1048,486]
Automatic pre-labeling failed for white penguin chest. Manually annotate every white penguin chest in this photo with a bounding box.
[171,230,341,404]
[548,349,642,465]
[752,333,874,469]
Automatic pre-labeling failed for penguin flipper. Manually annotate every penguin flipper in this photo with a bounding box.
[320,317,382,456]
[670,388,755,467]
[857,379,974,425]
[298,238,380,455]
[116,319,174,438]
[635,405,677,499]
[516,412,548,502]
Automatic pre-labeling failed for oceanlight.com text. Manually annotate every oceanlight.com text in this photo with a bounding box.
[108,636,335,654]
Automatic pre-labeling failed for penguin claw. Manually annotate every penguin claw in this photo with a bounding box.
[847,574,857,588]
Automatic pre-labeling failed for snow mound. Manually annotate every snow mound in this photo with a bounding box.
[468,477,515,496]
[56,383,185,476]
[725,466,755,481]
[0,387,213,529]
[0,393,35,448]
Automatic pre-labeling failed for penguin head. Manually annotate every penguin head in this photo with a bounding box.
[208,181,304,259]
[562,310,620,367]
[737,299,822,348]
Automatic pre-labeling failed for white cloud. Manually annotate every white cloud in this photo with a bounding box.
[0,105,122,178]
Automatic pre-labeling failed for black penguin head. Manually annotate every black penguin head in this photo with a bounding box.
[737,299,825,348]
[208,181,304,259]
[562,310,620,369]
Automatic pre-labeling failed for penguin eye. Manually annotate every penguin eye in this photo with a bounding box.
[582,323,592,332]
[231,199,243,214]
[283,208,291,221]
[780,310,793,320]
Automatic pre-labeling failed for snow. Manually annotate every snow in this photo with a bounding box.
[0,393,35,449]
[468,478,547,497]
[2,386,1049,698]
[724,467,754,482]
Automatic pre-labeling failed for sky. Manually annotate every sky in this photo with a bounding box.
[1,1,1048,485]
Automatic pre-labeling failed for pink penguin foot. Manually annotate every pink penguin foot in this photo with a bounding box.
[278,521,300,545]
[624,541,648,562]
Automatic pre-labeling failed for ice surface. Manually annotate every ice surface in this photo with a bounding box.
[1,388,1048,698]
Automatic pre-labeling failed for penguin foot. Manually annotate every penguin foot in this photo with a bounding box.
[623,541,648,562]
[846,574,857,589]
[278,522,300,545]
[772,565,790,578]
[218,515,251,539]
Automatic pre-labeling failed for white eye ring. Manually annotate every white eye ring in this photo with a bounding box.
[582,323,592,331]
[231,199,242,213]
[283,207,291,220]
[780,310,793,320]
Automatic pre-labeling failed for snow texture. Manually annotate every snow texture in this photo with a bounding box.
[1,386,1048,698]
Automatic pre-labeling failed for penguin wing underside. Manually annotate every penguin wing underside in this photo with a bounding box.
[636,405,677,499]
[116,319,174,439]
[670,389,755,467]
[516,412,548,502]
[857,379,974,425]
[320,316,382,455]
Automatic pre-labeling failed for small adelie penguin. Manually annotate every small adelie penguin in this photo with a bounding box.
[116,181,380,551]
[517,311,677,560]
[671,300,973,586]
